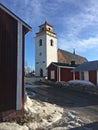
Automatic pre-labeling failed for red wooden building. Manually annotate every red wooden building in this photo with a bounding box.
[47,62,79,82]
[0,4,31,120]
[74,60,98,86]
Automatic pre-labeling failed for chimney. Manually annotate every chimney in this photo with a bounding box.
[71,61,75,66]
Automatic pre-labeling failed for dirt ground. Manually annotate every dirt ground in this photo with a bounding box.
[25,78,98,129]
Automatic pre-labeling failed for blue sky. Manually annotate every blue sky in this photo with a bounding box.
[1,0,98,70]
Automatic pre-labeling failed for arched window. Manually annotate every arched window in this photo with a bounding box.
[42,27,44,31]
[39,52,42,56]
[50,39,53,46]
[39,39,42,46]
[40,69,43,77]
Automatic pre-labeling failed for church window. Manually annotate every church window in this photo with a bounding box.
[42,27,44,31]
[39,39,42,46]
[39,52,42,56]
[50,39,53,46]
[48,28,51,31]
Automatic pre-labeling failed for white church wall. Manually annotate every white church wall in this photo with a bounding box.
[46,34,57,67]
[35,34,47,76]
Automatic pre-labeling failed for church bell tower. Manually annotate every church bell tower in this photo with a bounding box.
[35,21,57,77]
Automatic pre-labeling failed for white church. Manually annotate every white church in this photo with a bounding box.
[35,21,87,77]
[35,21,58,77]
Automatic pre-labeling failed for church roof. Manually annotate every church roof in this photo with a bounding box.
[58,49,87,65]
[39,21,53,27]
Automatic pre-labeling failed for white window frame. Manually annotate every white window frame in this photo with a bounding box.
[51,70,55,79]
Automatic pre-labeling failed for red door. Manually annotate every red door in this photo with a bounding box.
[89,71,97,85]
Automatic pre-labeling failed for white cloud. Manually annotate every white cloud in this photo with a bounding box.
[58,34,98,53]
[57,0,98,57]
[60,0,98,39]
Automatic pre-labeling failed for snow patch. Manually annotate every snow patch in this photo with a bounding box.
[0,123,28,130]
[68,80,96,87]
[24,96,64,129]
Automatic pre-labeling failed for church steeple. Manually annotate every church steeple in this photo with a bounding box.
[36,21,56,38]
[35,22,57,77]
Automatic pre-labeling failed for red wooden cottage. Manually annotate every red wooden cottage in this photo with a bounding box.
[47,62,79,82]
[74,60,98,86]
[0,4,32,120]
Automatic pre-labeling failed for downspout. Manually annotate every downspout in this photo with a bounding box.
[97,70,98,86]
[58,67,61,82]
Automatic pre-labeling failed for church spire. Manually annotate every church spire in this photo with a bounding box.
[73,48,75,55]
[45,18,48,24]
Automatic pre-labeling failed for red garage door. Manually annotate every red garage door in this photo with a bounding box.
[89,70,97,85]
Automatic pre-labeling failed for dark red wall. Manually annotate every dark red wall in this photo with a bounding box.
[60,68,73,81]
[89,70,97,85]
[0,8,17,112]
[47,65,78,82]
[75,72,80,80]
[47,64,57,81]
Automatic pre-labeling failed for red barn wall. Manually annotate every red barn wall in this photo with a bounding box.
[89,70,97,85]
[60,68,73,81]
[75,72,80,80]
[0,8,17,112]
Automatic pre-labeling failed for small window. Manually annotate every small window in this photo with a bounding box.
[39,52,42,56]
[48,28,51,31]
[42,27,44,31]
[51,70,55,79]
[39,39,42,46]
[50,39,53,46]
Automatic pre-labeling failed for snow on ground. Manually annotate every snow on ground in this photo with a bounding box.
[68,80,96,87]
[0,122,28,130]
[24,96,64,129]
[0,96,64,130]
[0,96,91,130]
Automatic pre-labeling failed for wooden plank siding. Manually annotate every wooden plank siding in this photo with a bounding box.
[75,72,80,80]
[47,63,80,82]
[60,68,73,81]
[89,70,97,85]
[0,8,17,112]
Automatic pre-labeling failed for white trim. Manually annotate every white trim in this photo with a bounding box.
[16,22,23,110]
[79,71,84,80]
[73,71,75,80]
[50,70,55,79]
[84,71,89,81]
[58,67,61,82]
[97,70,98,86]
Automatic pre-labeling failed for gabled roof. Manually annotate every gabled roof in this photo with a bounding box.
[74,60,98,71]
[0,3,32,32]
[48,62,79,68]
[58,49,87,64]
